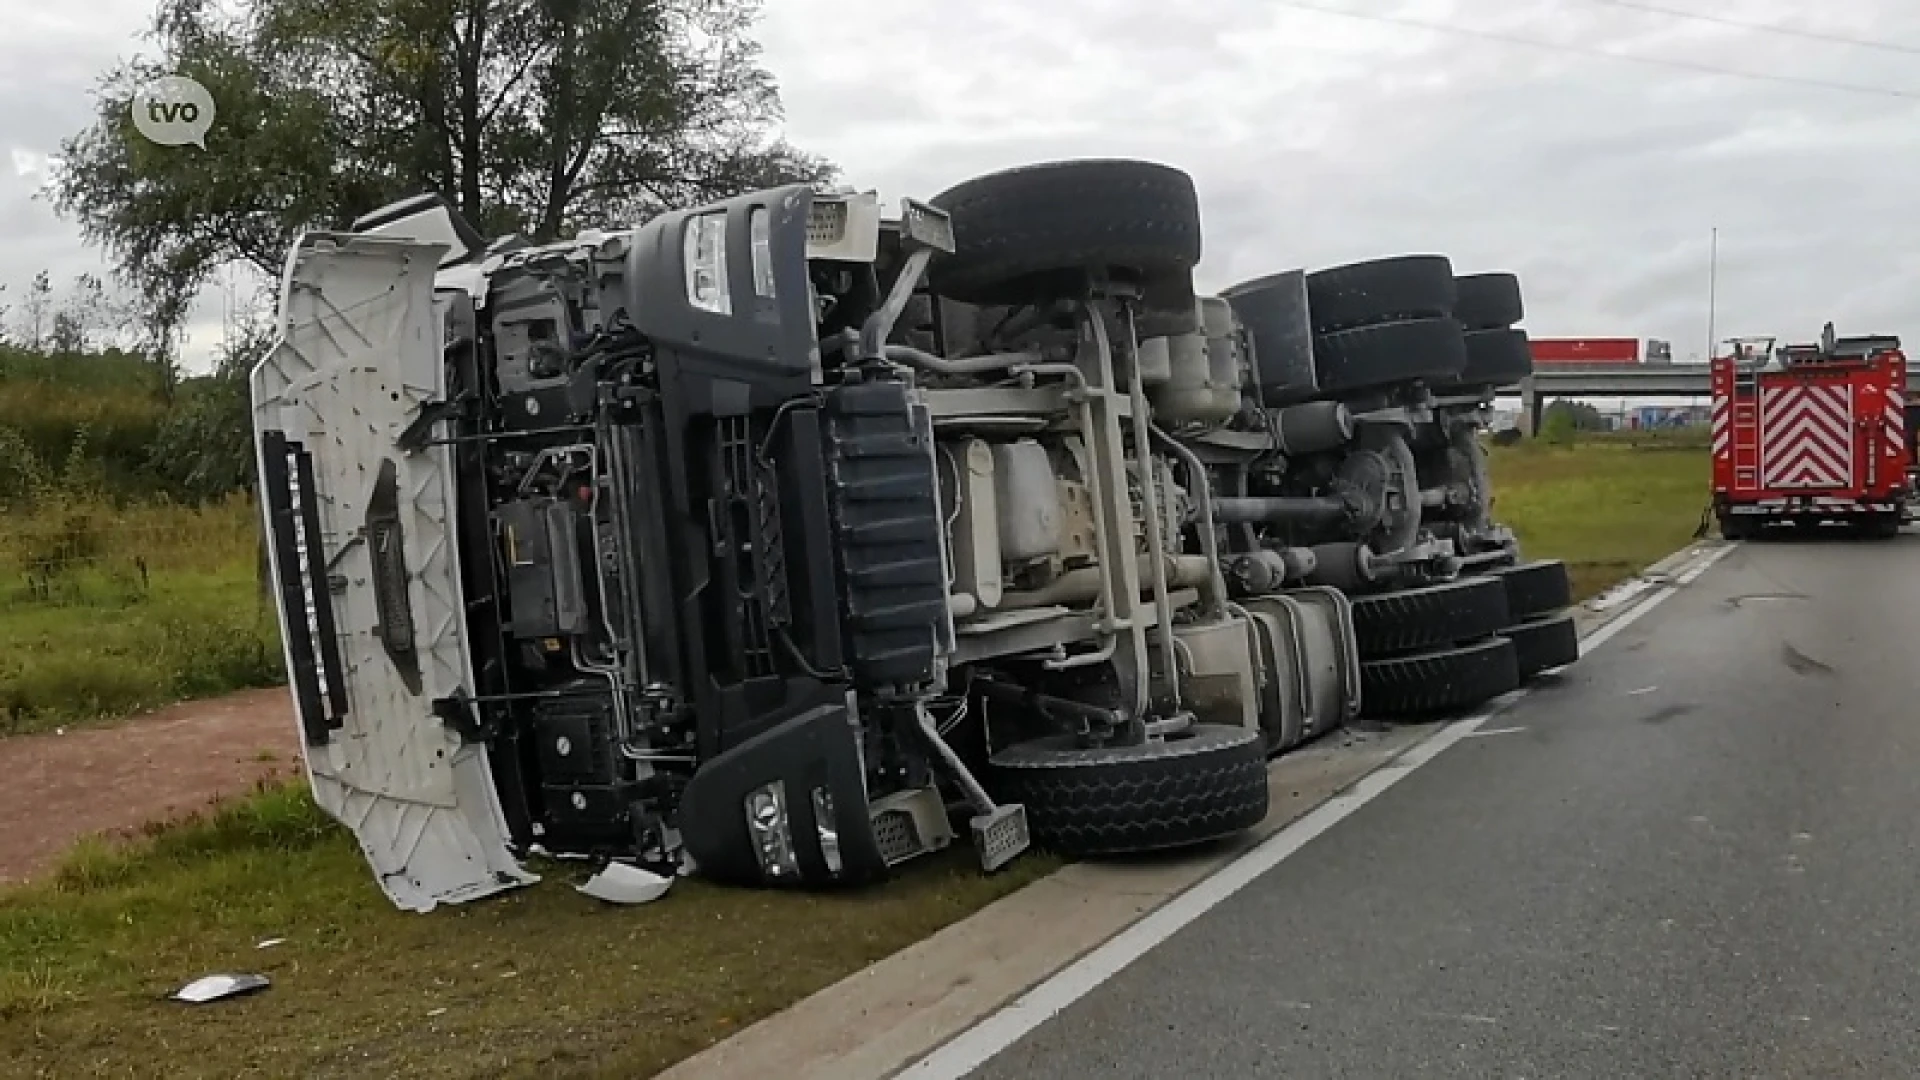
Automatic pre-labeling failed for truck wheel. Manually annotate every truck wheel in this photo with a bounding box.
[1452,273,1524,331]
[987,724,1269,856]
[1484,559,1572,619]
[1349,576,1512,659]
[1305,255,1456,334]
[1502,611,1580,679]
[1360,637,1521,718]
[1719,514,1753,542]
[1312,317,1468,394]
[928,159,1204,306]
[1452,328,1533,388]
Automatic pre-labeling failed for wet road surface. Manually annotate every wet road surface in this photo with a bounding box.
[967,533,1920,1079]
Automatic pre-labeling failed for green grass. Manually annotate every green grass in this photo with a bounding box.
[0,346,170,497]
[0,781,1061,1078]
[1486,434,1711,602]
[0,497,285,736]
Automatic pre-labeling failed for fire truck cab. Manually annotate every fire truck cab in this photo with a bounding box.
[1710,324,1910,540]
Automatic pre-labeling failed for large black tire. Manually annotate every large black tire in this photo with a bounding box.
[1361,637,1521,719]
[928,159,1203,306]
[1864,515,1903,540]
[1349,576,1512,660]
[1503,612,1580,679]
[1305,255,1456,334]
[987,724,1269,856]
[1220,270,1314,399]
[1453,273,1524,331]
[1312,317,1468,394]
[1450,328,1533,388]
[1484,559,1573,619]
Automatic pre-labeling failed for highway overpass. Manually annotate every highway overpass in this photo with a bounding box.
[1507,363,1920,434]
[1526,362,1920,397]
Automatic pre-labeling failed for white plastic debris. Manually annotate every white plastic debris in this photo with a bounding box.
[256,938,287,950]
[173,973,271,1004]
[575,862,674,905]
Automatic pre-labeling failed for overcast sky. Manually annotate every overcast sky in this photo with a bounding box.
[4,0,1918,376]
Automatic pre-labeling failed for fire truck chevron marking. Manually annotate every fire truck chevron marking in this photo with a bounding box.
[1761,383,1853,489]
[1769,408,1850,465]
[1765,397,1850,461]
[1885,385,1905,457]
[1710,399,1730,458]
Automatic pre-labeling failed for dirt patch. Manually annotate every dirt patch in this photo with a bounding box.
[0,688,298,884]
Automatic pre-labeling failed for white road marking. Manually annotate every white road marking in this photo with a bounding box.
[1465,726,1528,738]
[1589,576,1657,612]
[901,543,1738,1080]
[1628,686,1658,696]
[1675,548,1728,585]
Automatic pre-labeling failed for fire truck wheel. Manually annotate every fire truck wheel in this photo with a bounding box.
[1484,559,1573,620]
[1311,317,1469,394]
[1305,255,1457,334]
[1719,514,1753,541]
[1452,272,1525,331]
[988,724,1270,856]
[1502,611,1581,680]
[1360,637,1521,719]
[1865,515,1902,539]
[1349,576,1512,659]
[928,159,1203,306]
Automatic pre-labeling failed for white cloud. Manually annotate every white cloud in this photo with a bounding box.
[9,149,48,177]
[0,0,1916,376]
[755,0,1920,361]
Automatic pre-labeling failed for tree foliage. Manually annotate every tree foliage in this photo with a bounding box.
[1541,399,1608,446]
[53,0,834,349]
[145,320,272,502]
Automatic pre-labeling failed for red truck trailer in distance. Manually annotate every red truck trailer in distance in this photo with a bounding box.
[1529,337,1640,365]
[1710,325,1910,539]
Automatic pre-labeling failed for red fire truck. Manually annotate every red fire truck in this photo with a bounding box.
[1710,325,1910,539]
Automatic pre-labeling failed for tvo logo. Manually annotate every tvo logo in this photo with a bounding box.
[131,75,216,149]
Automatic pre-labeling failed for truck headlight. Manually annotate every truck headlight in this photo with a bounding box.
[813,787,842,875]
[750,207,777,300]
[744,780,799,880]
[683,212,731,315]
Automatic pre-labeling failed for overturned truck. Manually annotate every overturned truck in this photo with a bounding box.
[252,159,1567,911]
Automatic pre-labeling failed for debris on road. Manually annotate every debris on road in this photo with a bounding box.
[172,973,270,1004]
[576,862,674,906]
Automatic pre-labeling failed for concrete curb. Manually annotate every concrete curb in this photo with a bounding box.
[1570,538,1729,638]
[658,543,1732,1080]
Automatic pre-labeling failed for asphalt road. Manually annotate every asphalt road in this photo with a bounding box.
[968,532,1920,1079]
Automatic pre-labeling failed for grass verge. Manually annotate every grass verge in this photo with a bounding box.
[0,497,285,737]
[0,436,1707,1077]
[0,781,1060,1078]
[1486,435,1710,602]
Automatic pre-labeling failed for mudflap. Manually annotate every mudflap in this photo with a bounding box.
[677,703,890,888]
[251,231,537,912]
